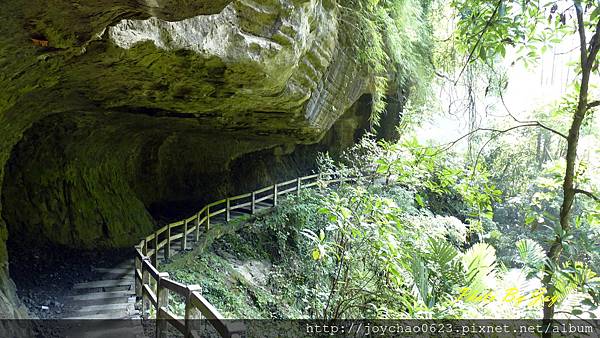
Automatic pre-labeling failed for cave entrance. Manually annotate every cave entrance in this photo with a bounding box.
[0,94,375,318]
[0,113,156,318]
[0,111,301,318]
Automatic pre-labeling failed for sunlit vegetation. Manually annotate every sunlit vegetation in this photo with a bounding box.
[163,133,599,320]
[340,0,435,126]
[163,0,600,326]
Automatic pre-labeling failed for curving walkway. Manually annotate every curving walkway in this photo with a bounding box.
[53,173,325,337]
[56,205,274,337]
[133,174,321,338]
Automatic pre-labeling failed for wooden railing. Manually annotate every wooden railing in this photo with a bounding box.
[134,173,324,338]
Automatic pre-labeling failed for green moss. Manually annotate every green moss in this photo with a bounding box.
[161,192,326,319]
[162,214,284,318]
[339,0,434,126]
[2,113,157,248]
[0,0,383,321]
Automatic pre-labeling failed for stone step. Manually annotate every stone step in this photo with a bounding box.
[93,268,130,274]
[73,279,133,290]
[65,311,131,320]
[68,296,136,310]
[69,290,134,301]
[72,307,139,318]
[62,320,146,338]
[69,296,135,307]
[114,260,134,269]
[74,302,132,314]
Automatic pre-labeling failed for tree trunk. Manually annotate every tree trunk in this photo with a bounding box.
[541,4,600,335]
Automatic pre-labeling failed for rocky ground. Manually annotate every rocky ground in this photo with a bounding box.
[8,243,132,319]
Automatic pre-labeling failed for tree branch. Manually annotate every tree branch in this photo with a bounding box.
[429,56,456,82]
[575,1,588,67]
[433,123,550,155]
[470,130,498,178]
[500,90,568,139]
[587,100,600,110]
[455,0,503,85]
[574,188,600,202]
[586,17,600,69]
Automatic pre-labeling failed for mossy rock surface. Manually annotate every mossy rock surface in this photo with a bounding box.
[0,0,415,320]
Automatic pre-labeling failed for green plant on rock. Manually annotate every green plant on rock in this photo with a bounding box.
[298,175,481,319]
[365,135,502,235]
[300,184,416,319]
[338,0,434,127]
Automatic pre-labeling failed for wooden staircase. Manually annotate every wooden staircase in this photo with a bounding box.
[56,258,142,337]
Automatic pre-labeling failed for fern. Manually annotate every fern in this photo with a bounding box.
[409,255,434,307]
[515,238,546,277]
[462,243,497,294]
[424,237,459,268]
[554,262,600,308]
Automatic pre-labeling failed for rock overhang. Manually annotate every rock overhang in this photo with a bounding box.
[0,0,375,322]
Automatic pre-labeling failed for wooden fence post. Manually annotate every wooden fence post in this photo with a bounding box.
[273,184,278,207]
[251,191,256,214]
[296,177,301,196]
[226,198,231,222]
[153,233,159,267]
[182,220,188,252]
[156,272,170,338]
[195,211,201,242]
[135,247,142,298]
[141,257,151,319]
[206,206,211,231]
[165,225,171,261]
[184,285,202,337]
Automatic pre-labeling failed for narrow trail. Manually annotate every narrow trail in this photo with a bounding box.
[61,259,137,320]
[57,258,143,337]
[48,200,274,337]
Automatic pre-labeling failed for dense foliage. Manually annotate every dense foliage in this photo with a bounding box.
[340,0,435,126]
[447,0,600,323]
[162,134,599,321]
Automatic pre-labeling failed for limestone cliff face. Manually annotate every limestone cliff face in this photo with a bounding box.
[0,0,371,244]
[0,0,380,320]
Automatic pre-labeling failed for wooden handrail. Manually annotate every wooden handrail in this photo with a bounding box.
[277,178,298,186]
[156,224,168,237]
[142,257,160,281]
[229,192,252,201]
[161,277,188,296]
[278,187,297,195]
[301,173,319,180]
[207,199,227,208]
[253,185,274,194]
[254,193,274,204]
[134,172,332,337]
[169,220,185,229]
